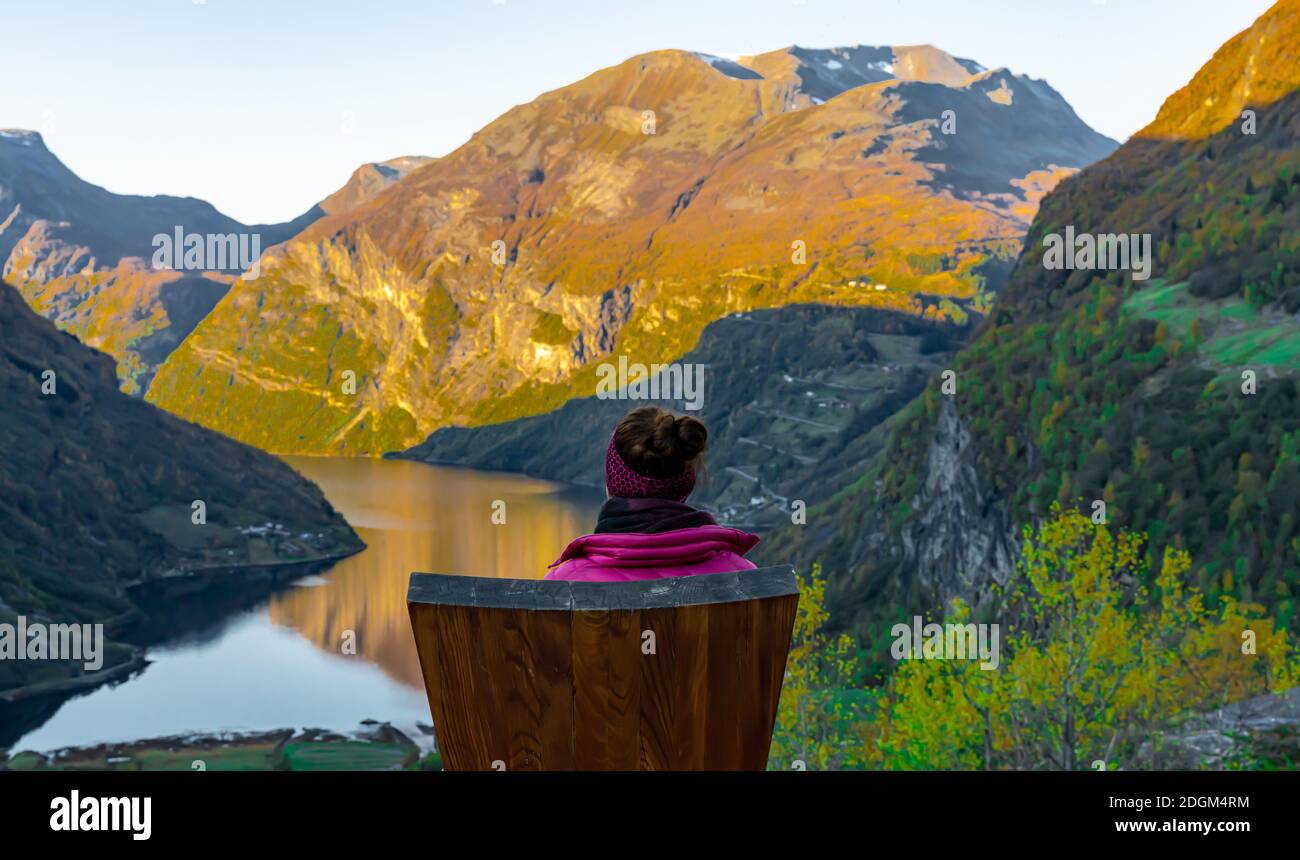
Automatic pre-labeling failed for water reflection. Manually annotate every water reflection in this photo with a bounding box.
[271,457,602,689]
[10,458,603,751]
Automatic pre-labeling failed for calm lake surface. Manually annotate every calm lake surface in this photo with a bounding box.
[12,457,604,753]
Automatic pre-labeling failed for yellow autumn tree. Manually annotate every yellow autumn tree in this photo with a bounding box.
[864,506,1299,770]
[768,563,868,770]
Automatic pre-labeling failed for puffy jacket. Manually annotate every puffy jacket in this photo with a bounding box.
[545,524,759,582]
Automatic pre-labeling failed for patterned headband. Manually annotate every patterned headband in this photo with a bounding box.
[605,434,696,502]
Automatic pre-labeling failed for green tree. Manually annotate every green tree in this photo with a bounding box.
[769,564,869,770]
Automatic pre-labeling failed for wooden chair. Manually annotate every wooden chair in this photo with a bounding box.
[406,566,800,770]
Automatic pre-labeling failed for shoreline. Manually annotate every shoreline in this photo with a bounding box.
[0,544,365,707]
[4,723,434,771]
[124,543,366,600]
[0,651,150,705]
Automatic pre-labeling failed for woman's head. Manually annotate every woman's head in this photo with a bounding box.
[606,406,707,501]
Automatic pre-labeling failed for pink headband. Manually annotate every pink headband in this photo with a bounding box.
[605,435,696,502]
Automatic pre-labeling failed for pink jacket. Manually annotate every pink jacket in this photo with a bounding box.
[544,525,760,583]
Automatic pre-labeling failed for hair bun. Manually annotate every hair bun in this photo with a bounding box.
[651,411,679,454]
[614,405,707,480]
[673,414,707,462]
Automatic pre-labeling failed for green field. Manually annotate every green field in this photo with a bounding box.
[4,727,438,772]
[1125,279,1300,371]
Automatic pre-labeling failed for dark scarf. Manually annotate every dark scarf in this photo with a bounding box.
[593,496,718,535]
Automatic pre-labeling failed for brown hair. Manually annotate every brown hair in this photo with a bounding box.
[613,406,707,479]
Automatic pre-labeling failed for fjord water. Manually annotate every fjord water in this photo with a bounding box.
[12,458,603,752]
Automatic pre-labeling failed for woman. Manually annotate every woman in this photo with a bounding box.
[545,406,760,582]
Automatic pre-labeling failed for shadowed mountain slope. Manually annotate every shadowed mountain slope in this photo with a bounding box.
[395,302,970,531]
[0,279,362,697]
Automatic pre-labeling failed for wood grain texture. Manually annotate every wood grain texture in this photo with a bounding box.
[407,566,799,770]
[572,608,641,769]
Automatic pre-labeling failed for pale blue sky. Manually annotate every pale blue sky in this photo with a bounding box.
[0,0,1275,223]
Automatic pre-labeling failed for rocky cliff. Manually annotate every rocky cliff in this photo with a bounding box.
[0,131,427,394]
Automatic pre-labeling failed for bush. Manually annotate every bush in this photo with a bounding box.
[862,508,1300,770]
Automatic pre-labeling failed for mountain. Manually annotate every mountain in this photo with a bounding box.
[317,156,435,216]
[735,44,988,105]
[762,0,1300,651]
[0,131,428,394]
[396,302,969,531]
[145,45,1116,455]
[0,278,363,698]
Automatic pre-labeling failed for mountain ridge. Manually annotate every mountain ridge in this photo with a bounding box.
[0,131,429,394]
[146,43,1115,455]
